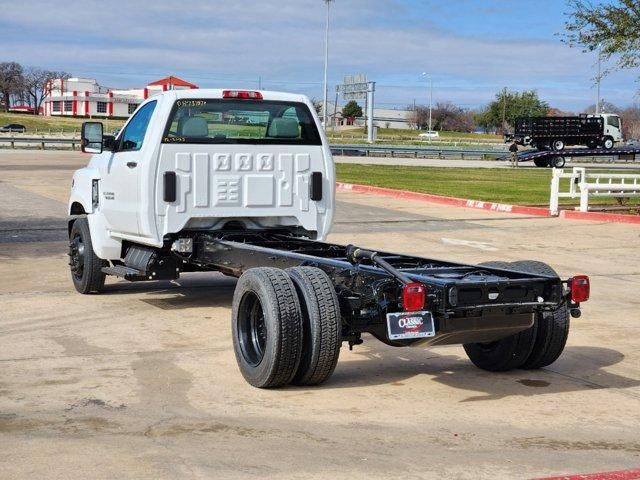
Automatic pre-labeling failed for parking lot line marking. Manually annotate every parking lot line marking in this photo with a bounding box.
[441,237,498,251]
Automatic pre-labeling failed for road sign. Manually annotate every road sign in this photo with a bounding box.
[338,74,368,100]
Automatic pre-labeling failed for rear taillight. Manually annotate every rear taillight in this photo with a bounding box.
[222,90,263,100]
[403,282,427,311]
[569,275,590,303]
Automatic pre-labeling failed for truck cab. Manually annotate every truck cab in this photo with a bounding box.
[70,89,335,261]
[593,113,624,145]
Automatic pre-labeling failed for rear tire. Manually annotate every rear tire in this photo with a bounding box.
[464,260,538,371]
[478,261,512,270]
[463,325,538,372]
[587,139,598,149]
[68,217,106,294]
[510,261,570,369]
[534,158,549,168]
[286,267,342,386]
[232,268,303,388]
[551,157,566,168]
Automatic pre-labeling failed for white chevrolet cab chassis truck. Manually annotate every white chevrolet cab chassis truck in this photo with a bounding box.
[69,89,590,388]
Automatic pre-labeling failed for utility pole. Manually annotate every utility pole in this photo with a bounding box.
[367,81,376,143]
[596,44,602,114]
[333,86,339,133]
[421,72,433,142]
[258,76,262,89]
[501,87,507,134]
[429,76,433,138]
[322,0,334,129]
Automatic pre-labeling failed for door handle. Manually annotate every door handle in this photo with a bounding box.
[126,161,138,168]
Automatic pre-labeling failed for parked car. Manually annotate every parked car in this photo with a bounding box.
[418,130,439,138]
[0,123,26,133]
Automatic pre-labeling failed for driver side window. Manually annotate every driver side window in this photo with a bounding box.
[119,101,157,152]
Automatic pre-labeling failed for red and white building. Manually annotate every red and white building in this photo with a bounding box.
[42,76,198,118]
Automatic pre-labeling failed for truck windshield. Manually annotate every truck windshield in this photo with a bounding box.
[162,99,322,145]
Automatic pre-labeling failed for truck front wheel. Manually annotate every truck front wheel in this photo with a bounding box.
[68,217,106,294]
[551,139,565,151]
[232,268,303,388]
[510,261,570,369]
[602,137,614,150]
[286,267,342,386]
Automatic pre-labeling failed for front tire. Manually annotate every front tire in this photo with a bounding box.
[68,217,106,294]
[602,137,614,150]
[551,139,565,151]
[232,268,303,388]
[510,261,570,369]
[286,267,342,386]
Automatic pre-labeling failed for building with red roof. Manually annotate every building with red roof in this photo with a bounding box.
[42,75,198,118]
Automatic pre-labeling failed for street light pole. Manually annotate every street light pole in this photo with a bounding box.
[596,44,602,114]
[322,0,334,129]
[422,72,433,142]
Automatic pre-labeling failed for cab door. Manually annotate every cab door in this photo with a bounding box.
[100,101,157,236]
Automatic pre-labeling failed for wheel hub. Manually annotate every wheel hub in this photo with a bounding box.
[68,236,85,278]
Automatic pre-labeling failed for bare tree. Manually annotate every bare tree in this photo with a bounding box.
[23,68,70,115]
[432,102,475,132]
[0,62,24,112]
[406,105,430,130]
[620,106,640,140]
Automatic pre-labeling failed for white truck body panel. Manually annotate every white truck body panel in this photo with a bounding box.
[70,89,335,260]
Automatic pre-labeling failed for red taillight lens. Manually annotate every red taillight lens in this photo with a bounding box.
[403,282,427,311]
[569,275,590,303]
[222,90,263,100]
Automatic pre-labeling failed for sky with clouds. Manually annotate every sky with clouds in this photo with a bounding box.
[1,0,636,111]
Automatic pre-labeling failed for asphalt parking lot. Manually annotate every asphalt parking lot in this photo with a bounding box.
[1,151,639,479]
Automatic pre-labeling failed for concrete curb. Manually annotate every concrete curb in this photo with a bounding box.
[532,467,640,480]
[336,182,640,224]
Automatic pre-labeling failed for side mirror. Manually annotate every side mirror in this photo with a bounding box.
[81,122,103,154]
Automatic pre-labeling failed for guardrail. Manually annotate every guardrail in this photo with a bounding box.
[550,167,640,215]
[330,143,506,160]
[0,137,508,158]
[0,136,80,150]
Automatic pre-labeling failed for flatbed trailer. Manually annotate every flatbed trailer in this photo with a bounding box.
[512,146,640,168]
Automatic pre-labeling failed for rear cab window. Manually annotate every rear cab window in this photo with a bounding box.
[161,99,321,146]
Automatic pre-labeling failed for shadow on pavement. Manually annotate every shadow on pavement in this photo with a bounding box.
[326,343,637,400]
[94,273,638,399]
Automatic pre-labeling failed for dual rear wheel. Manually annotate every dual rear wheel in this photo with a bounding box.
[463,260,570,371]
[232,267,341,388]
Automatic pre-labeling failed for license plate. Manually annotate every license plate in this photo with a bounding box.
[386,311,436,340]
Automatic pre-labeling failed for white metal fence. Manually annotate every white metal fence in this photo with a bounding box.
[550,167,640,215]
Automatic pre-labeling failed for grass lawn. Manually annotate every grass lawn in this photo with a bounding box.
[0,112,125,134]
[336,163,640,207]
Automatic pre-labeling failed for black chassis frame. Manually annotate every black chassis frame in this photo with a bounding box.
[159,229,573,349]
